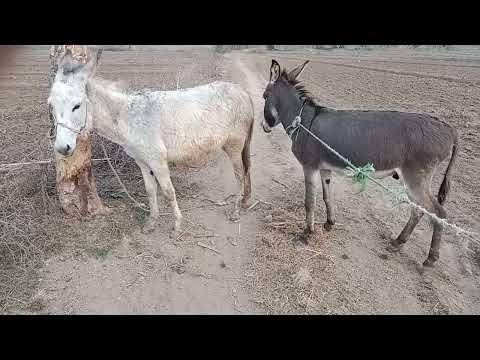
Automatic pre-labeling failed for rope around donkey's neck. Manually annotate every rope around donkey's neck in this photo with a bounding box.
[289,121,476,239]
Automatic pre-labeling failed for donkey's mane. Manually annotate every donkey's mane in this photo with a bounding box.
[280,69,318,106]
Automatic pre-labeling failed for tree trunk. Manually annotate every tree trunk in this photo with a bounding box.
[49,45,110,218]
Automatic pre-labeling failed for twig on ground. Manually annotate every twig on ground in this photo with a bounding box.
[176,223,196,241]
[197,241,221,254]
[202,198,228,206]
[272,178,290,190]
[193,233,216,238]
[304,248,324,261]
[224,194,236,202]
[192,272,212,279]
[158,204,210,216]
[247,200,260,212]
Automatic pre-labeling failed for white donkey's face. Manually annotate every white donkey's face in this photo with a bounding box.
[48,49,98,156]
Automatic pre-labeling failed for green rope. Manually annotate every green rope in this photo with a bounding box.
[347,163,375,190]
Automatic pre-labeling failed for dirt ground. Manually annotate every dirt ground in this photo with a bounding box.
[1,47,479,314]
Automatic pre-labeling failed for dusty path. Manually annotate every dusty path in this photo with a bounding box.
[5,48,479,314]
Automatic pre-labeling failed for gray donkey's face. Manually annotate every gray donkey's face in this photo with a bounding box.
[48,50,98,156]
[262,59,309,133]
[262,60,282,132]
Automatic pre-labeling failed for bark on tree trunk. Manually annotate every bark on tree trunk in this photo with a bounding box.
[49,45,110,218]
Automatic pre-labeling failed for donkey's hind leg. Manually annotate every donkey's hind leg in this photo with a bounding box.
[390,168,430,250]
[390,207,424,248]
[390,167,447,267]
[423,194,447,267]
[320,169,335,231]
[223,142,245,222]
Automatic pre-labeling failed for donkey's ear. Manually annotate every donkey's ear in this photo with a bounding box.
[76,48,101,82]
[270,59,281,83]
[59,49,83,76]
[288,60,309,81]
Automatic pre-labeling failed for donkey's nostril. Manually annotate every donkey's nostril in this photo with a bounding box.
[65,144,71,151]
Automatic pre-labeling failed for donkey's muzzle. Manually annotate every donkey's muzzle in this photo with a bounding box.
[55,142,74,156]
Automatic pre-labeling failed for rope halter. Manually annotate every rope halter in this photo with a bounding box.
[52,101,88,135]
[285,98,307,141]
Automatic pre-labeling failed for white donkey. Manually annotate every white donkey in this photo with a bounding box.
[49,49,254,237]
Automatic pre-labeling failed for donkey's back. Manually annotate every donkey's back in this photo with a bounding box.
[137,81,253,164]
[303,108,457,171]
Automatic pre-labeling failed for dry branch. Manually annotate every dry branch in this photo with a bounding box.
[197,242,221,254]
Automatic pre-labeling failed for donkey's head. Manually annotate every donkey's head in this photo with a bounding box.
[48,48,99,156]
[261,59,309,133]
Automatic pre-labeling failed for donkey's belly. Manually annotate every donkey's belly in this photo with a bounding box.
[166,136,227,166]
[319,160,399,180]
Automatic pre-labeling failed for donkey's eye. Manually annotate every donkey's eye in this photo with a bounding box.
[72,104,81,112]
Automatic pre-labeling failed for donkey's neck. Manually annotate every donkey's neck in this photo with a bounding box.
[278,94,311,132]
[86,77,128,145]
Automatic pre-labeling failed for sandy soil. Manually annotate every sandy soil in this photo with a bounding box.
[1,47,479,314]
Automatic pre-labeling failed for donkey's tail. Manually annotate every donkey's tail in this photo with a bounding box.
[438,132,459,205]
[241,96,255,201]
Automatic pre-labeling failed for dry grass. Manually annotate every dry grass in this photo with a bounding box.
[244,206,339,315]
[0,48,228,313]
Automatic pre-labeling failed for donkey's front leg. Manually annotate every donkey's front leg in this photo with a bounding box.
[136,161,160,234]
[299,166,318,243]
[320,169,335,231]
[151,160,183,239]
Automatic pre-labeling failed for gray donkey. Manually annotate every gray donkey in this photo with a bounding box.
[261,59,458,267]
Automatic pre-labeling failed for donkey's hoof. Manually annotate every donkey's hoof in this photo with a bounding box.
[297,229,314,245]
[240,199,251,209]
[422,258,436,268]
[323,221,334,232]
[388,236,405,250]
[387,241,402,253]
